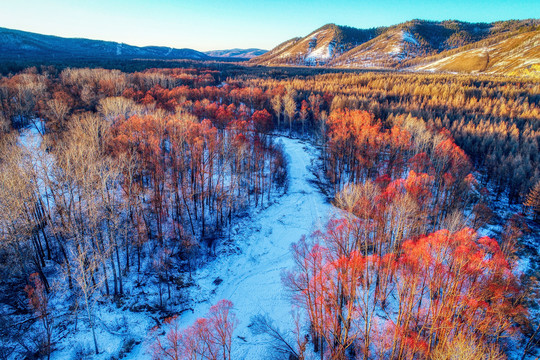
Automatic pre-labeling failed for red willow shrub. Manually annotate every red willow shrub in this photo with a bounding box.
[151,299,237,360]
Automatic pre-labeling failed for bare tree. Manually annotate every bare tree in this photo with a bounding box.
[98,96,140,123]
[283,95,296,135]
[271,95,282,129]
[70,242,102,355]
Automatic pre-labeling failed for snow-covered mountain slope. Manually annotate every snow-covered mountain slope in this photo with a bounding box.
[0,27,210,61]
[330,28,425,68]
[415,29,540,78]
[204,48,267,59]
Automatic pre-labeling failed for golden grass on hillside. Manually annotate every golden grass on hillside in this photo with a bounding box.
[419,30,540,78]
[436,50,489,73]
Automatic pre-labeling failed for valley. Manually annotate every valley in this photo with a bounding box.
[0,9,539,360]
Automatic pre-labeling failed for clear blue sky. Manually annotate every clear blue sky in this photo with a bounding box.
[1,0,538,51]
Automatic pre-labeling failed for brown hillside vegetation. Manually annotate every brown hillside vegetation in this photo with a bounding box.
[416,29,540,77]
[250,24,381,66]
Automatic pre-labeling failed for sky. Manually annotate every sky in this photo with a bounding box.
[0,0,538,51]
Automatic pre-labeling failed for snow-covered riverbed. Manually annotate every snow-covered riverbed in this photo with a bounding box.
[174,137,334,359]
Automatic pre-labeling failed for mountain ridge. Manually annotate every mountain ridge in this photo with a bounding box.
[250,19,540,77]
[204,48,267,59]
[0,26,210,61]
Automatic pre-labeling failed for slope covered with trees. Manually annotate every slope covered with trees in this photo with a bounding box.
[284,108,525,359]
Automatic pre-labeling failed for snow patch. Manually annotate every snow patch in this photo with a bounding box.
[306,44,333,62]
[402,30,419,45]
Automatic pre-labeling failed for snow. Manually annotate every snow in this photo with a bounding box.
[304,33,334,63]
[522,61,540,68]
[385,31,421,59]
[307,30,323,41]
[416,51,463,70]
[305,44,333,61]
[401,31,419,45]
[173,137,334,359]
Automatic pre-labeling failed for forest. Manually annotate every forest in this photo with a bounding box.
[0,63,538,360]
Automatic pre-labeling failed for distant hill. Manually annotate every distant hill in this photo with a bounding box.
[250,24,383,66]
[0,27,210,61]
[205,48,267,59]
[250,19,540,77]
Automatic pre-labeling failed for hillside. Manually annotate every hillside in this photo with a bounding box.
[329,19,497,68]
[415,29,540,77]
[0,27,210,61]
[250,19,540,76]
[250,24,383,65]
[204,48,267,59]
